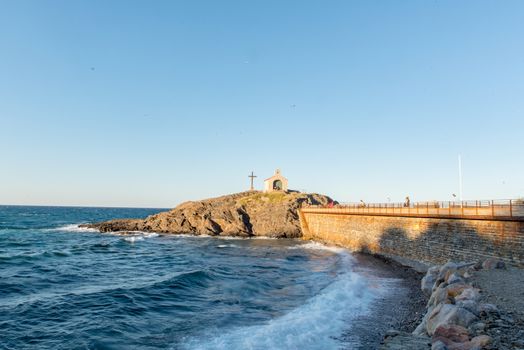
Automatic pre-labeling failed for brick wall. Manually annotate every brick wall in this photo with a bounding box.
[299,211,524,267]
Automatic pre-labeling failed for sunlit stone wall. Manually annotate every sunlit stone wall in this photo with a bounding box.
[299,212,524,267]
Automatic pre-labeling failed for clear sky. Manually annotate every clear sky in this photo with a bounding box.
[1,0,523,207]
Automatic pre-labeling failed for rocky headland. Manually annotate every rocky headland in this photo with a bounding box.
[82,191,333,238]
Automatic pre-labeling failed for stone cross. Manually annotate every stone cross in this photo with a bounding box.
[248,171,257,191]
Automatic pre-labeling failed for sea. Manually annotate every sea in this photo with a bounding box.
[0,205,402,350]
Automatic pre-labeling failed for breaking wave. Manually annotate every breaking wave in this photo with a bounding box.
[181,253,375,350]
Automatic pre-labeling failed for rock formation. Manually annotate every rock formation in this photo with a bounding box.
[382,258,518,350]
[82,191,333,238]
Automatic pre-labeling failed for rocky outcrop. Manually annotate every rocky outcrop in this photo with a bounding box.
[82,191,333,238]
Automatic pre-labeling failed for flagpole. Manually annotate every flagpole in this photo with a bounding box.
[458,154,463,203]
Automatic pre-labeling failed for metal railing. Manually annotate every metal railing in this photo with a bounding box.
[301,199,524,220]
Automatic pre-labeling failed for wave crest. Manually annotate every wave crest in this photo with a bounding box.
[181,253,375,350]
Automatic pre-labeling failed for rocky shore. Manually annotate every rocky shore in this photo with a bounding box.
[82,191,333,238]
[381,258,524,350]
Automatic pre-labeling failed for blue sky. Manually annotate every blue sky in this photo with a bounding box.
[1,0,523,207]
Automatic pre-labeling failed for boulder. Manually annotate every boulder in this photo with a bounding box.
[455,288,480,302]
[436,262,475,287]
[455,263,475,277]
[455,300,479,316]
[446,273,465,286]
[438,262,460,282]
[432,324,470,343]
[445,283,471,298]
[470,335,492,348]
[481,258,506,270]
[380,331,432,349]
[422,266,440,296]
[426,304,478,336]
[428,286,447,308]
[431,335,491,350]
[477,303,499,317]
[413,308,433,336]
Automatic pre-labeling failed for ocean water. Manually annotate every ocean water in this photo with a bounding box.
[0,206,393,350]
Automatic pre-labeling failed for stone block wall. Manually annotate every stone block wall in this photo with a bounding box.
[299,212,524,267]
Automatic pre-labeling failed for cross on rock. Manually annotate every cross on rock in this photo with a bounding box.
[248,171,257,191]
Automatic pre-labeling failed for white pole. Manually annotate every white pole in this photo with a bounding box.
[458,154,463,202]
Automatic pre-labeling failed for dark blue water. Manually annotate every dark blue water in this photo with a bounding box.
[0,206,384,350]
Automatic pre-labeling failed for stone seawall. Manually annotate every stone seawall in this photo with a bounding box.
[299,211,524,268]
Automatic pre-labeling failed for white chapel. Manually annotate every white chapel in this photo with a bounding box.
[263,169,288,193]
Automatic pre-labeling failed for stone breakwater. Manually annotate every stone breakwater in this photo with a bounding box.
[83,191,332,238]
[299,212,524,267]
[382,258,523,350]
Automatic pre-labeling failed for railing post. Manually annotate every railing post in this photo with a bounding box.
[491,200,494,217]
[510,199,513,217]
[426,202,429,215]
[461,201,464,216]
[448,201,451,215]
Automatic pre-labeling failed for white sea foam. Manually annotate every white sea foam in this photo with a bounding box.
[169,234,275,240]
[109,231,160,239]
[172,233,213,238]
[52,224,99,233]
[249,236,278,240]
[143,232,159,238]
[288,241,346,253]
[216,244,238,248]
[123,236,144,243]
[180,253,378,350]
[215,235,244,240]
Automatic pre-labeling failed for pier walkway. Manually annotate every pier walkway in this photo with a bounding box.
[302,199,524,221]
